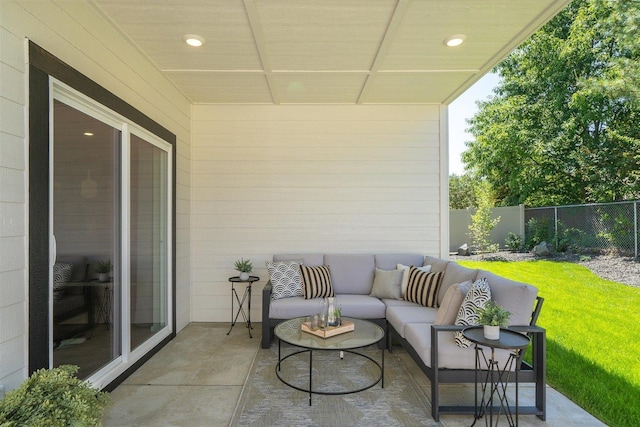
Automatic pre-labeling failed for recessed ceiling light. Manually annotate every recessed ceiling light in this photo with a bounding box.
[444,34,466,47]
[83,132,94,136]
[183,34,205,47]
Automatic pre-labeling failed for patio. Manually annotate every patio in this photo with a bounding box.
[104,323,605,426]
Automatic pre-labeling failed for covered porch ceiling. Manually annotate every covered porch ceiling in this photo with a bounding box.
[92,0,570,105]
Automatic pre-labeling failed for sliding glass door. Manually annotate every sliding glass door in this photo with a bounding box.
[50,82,173,387]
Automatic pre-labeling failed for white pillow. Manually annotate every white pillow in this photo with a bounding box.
[397,263,432,297]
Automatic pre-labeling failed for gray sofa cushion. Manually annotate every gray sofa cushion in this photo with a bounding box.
[386,304,438,338]
[404,323,512,370]
[375,254,425,270]
[423,255,450,273]
[438,262,479,305]
[269,297,325,319]
[332,294,386,319]
[324,254,375,295]
[273,254,324,266]
[476,270,538,326]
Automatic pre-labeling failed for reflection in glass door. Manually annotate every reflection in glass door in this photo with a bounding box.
[51,83,173,386]
[52,100,121,379]
[130,133,169,350]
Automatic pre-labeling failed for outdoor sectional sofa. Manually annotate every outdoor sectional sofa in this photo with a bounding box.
[261,253,546,422]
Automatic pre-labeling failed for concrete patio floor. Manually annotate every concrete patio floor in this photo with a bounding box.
[103,323,606,426]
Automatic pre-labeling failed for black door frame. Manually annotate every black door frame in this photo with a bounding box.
[28,42,176,390]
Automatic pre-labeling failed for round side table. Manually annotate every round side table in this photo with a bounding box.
[227,276,259,338]
[462,326,530,427]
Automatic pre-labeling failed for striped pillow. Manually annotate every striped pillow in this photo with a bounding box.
[300,265,334,299]
[403,267,443,308]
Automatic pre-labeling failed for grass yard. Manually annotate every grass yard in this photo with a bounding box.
[458,260,640,427]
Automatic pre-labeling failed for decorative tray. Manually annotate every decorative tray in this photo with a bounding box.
[301,320,355,338]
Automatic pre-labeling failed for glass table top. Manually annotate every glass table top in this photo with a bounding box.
[274,317,384,350]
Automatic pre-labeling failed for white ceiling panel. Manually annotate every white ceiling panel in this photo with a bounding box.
[254,0,397,71]
[92,0,571,104]
[166,72,273,104]
[272,73,369,104]
[364,72,476,104]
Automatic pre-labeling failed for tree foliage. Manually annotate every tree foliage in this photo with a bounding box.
[449,173,479,209]
[463,0,640,207]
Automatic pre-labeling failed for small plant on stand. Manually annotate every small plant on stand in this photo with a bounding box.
[234,258,253,281]
[96,259,112,282]
[476,301,511,340]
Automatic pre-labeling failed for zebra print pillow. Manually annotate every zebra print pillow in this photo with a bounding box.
[53,262,73,301]
[454,277,491,348]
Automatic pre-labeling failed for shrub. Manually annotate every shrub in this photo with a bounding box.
[525,217,553,249]
[468,182,500,253]
[505,232,523,252]
[0,365,109,427]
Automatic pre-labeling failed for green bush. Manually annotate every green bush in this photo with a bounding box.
[525,217,553,249]
[505,232,523,251]
[0,365,109,427]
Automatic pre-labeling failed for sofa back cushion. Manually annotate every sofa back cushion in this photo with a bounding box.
[476,270,538,326]
[324,254,375,294]
[273,254,324,266]
[374,254,425,270]
[423,255,450,273]
[437,262,478,305]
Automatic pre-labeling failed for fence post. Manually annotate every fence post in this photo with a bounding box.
[635,201,638,259]
[554,207,558,248]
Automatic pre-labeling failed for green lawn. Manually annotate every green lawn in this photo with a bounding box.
[458,260,640,427]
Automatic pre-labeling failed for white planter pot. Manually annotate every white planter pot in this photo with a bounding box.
[484,325,500,340]
[239,272,250,281]
[98,273,109,282]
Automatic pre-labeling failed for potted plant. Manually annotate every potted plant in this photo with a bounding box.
[95,259,112,282]
[234,258,253,281]
[476,301,511,340]
[0,365,109,426]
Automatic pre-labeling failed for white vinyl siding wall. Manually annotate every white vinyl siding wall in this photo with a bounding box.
[191,105,445,322]
[0,0,192,390]
[0,26,28,391]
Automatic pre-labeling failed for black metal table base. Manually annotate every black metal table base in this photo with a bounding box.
[275,340,384,406]
[227,277,258,338]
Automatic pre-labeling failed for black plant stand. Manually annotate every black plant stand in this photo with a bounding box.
[227,276,259,338]
[463,326,530,427]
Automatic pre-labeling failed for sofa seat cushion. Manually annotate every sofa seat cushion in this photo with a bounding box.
[386,304,438,338]
[404,323,513,370]
[324,254,375,295]
[334,294,387,319]
[269,294,386,319]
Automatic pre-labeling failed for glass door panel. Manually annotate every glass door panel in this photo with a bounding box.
[52,99,121,379]
[130,134,169,350]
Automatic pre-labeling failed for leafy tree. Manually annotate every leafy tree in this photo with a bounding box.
[468,181,501,252]
[449,173,479,209]
[463,0,640,207]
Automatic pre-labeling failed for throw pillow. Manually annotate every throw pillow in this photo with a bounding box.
[454,277,492,348]
[397,263,432,297]
[300,265,334,299]
[53,262,73,301]
[403,267,443,307]
[434,280,472,325]
[266,260,303,300]
[369,268,404,300]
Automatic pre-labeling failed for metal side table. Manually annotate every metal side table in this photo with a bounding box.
[463,326,530,427]
[227,276,259,338]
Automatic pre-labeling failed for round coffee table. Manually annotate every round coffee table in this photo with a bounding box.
[274,317,385,405]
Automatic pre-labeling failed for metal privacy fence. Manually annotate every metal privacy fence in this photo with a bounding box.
[525,201,640,257]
